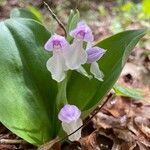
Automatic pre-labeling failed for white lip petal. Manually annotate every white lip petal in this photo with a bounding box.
[46,53,67,82]
[62,118,83,141]
[65,40,87,70]
[90,62,104,81]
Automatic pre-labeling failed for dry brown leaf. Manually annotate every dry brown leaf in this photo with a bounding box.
[92,96,150,150]
[79,131,113,150]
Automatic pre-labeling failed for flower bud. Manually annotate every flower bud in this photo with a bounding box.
[87,47,106,63]
[58,104,83,141]
[58,104,81,123]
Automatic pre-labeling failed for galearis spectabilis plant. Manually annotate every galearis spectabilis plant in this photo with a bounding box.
[0,5,147,148]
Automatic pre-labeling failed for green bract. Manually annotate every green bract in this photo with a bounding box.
[0,8,147,146]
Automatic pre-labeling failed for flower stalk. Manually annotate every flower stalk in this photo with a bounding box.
[44,20,107,142]
[56,75,68,109]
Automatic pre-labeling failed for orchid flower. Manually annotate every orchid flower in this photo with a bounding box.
[44,34,69,82]
[87,47,106,81]
[58,104,83,141]
[65,21,94,69]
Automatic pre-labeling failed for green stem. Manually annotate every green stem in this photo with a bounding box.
[56,76,68,109]
[53,72,71,137]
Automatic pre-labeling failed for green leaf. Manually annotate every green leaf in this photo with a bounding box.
[67,29,147,111]
[113,84,144,99]
[66,10,75,33]
[67,9,80,32]
[10,7,43,22]
[0,18,58,145]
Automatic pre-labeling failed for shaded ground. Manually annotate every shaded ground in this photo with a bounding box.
[0,0,150,150]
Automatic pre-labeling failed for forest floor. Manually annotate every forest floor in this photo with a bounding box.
[0,0,150,150]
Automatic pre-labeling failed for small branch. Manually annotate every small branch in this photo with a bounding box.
[44,1,67,37]
[0,139,26,145]
[60,92,115,142]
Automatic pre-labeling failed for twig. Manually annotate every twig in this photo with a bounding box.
[0,139,26,145]
[43,1,67,37]
[60,92,115,142]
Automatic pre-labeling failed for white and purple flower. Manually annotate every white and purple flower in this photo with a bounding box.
[58,104,83,141]
[65,21,94,70]
[87,47,106,81]
[44,34,69,82]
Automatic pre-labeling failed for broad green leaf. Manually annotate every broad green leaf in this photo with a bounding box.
[0,18,58,145]
[10,7,43,22]
[67,29,147,111]
[113,84,144,99]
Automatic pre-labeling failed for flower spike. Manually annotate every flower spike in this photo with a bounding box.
[44,22,106,82]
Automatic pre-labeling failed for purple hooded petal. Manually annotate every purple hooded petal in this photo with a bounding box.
[44,34,68,51]
[58,104,81,123]
[87,47,106,63]
[70,21,94,42]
